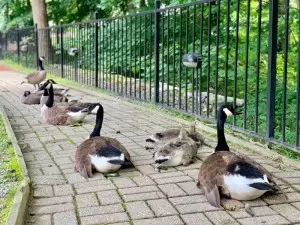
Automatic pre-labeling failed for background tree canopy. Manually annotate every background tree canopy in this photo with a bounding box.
[0,0,200,30]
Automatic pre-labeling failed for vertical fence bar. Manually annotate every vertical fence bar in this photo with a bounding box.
[95,20,99,88]
[214,1,220,118]
[244,0,250,129]
[17,26,20,64]
[266,0,278,138]
[154,0,161,104]
[149,13,153,100]
[179,8,183,110]
[167,10,170,106]
[233,0,240,125]
[139,15,142,99]
[224,0,230,104]
[185,8,189,112]
[207,3,211,118]
[255,0,262,133]
[296,9,300,146]
[144,15,147,100]
[282,0,289,142]
[192,6,196,114]
[35,24,39,69]
[172,10,176,108]
[161,11,165,104]
[60,25,64,78]
[199,5,203,115]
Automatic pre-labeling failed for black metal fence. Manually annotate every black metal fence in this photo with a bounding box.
[1,0,300,152]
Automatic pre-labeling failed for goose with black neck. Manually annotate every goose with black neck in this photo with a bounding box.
[197,104,284,208]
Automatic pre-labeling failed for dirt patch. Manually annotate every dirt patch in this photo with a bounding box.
[0,65,10,71]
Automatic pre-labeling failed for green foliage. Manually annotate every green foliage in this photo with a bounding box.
[0,115,23,225]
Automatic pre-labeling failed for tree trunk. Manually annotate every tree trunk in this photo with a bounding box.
[31,0,51,62]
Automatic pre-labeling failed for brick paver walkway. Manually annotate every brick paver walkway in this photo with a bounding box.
[1,69,300,225]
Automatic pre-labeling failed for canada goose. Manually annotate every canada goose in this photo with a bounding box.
[153,127,200,169]
[197,104,282,208]
[21,56,47,89]
[146,122,205,147]
[75,104,133,178]
[39,80,100,114]
[40,82,91,125]
[39,88,68,105]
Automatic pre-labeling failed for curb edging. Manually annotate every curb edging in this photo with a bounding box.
[1,107,30,225]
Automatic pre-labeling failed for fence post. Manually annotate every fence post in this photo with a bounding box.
[60,24,64,78]
[95,13,99,88]
[16,26,20,64]
[266,0,278,139]
[34,24,39,70]
[154,0,161,104]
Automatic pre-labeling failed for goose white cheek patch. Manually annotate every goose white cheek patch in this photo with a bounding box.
[223,108,233,116]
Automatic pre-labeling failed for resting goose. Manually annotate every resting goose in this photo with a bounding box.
[146,122,205,147]
[40,81,91,125]
[197,104,282,208]
[75,104,133,178]
[153,127,200,169]
[21,56,47,89]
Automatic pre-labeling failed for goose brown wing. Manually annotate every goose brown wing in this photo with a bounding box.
[75,138,108,178]
[198,151,237,207]
[103,137,131,161]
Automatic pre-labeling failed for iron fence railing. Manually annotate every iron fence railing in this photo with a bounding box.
[0,0,299,152]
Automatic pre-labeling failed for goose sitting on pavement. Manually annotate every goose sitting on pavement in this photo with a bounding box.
[197,104,285,208]
[75,103,133,178]
[146,122,205,147]
[20,56,47,89]
[152,127,202,170]
[39,81,92,125]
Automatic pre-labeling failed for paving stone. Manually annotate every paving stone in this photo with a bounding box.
[65,173,87,184]
[133,215,184,225]
[274,171,300,178]
[112,177,137,188]
[263,192,300,204]
[158,184,186,197]
[53,211,77,225]
[177,181,203,195]
[271,203,300,223]
[33,185,54,197]
[97,190,122,205]
[80,212,129,225]
[76,193,99,208]
[155,176,193,184]
[169,195,207,205]
[292,202,300,210]
[282,177,300,184]
[126,201,154,219]
[176,202,218,214]
[79,204,124,217]
[242,199,267,206]
[136,165,159,175]
[26,214,52,225]
[238,215,290,225]
[41,166,61,175]
[76,183,115,194]
[123,191,166,202]
[31,203,74,214]
[147,199,178,216]
[54,184,74,196]
[228,210,251,219]
[181,213,213,225]
[32,196,73,206]
[250,206,277,216]
[204,211,240,225]
[31,175,67,185]
[150,171,185,179]
[132,176,156,186]
[119,185,159,195]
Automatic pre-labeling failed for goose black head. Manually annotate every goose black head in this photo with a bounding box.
[39,79,56,90]
[39,56,46,61]
[217,103,242,120]
[23,91,31,97]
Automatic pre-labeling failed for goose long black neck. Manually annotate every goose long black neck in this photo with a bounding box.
[215,109,229,151]
[90,104,104,138]
[45,83,54,107]
[38,59,44,71]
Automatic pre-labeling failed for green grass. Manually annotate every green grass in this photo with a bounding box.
[2,59,300,162]
[0,114,23,225]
